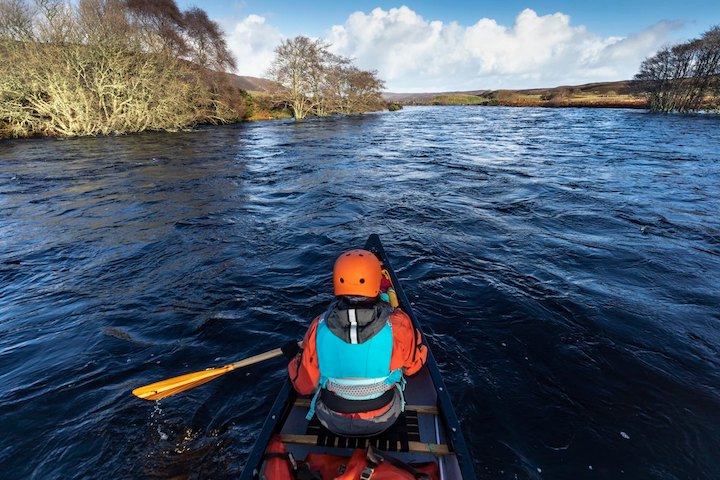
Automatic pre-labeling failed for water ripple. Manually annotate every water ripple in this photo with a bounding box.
[1,107,719,479]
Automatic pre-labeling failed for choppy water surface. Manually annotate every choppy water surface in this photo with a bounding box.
[1,106,719,479]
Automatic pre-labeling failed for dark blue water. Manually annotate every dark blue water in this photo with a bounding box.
[1,106,719,479]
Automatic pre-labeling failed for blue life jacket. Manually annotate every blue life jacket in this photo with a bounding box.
[317,318,393,380]
[305,307,404,420]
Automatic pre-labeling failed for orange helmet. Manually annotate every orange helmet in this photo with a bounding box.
[333,249,382,297]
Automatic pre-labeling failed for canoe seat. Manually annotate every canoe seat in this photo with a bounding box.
[307,409,421,453]
[290,398,447,454]
[279,433,451,456]
[294,398,438,415]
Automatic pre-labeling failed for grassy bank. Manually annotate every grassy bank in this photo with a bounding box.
[409,92,647,109]
[244,96,293,121]
[486,89,647,108]
[385,81,652,109]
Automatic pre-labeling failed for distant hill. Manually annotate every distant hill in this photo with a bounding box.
[222,73,279,93]
[515,80,639,96]
[382,80,646,108]
[228,76,647,108]
[383,90,491,102]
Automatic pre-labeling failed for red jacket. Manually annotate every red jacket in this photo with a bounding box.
[287,307,427,396]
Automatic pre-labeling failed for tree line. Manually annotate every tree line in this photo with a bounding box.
[0,0,246,138]
[635,26,720,113]
[268,36,386,119]
[0,1,389,138]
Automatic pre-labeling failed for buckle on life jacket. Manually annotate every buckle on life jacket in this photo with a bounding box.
[361,447,382,479]
[365,446,434,480]
[360,466,375,480]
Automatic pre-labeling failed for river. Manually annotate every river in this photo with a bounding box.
[1,106,719,479]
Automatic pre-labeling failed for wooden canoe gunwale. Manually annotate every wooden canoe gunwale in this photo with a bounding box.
[239,234,476,479]
[365,234,476,480]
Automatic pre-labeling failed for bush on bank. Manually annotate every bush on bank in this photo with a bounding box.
[0,0,247,138]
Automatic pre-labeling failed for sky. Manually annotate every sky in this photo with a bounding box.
[177,1,720,92]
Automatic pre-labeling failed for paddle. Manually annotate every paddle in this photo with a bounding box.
[132,347,285,401]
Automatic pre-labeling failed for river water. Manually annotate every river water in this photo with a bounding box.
[1,106,719,479]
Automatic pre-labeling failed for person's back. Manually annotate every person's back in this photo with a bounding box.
[283,249,428,436]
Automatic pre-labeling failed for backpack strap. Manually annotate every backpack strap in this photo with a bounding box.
[365,446,432,480]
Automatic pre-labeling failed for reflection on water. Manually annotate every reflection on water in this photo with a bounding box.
[1,107,720,479]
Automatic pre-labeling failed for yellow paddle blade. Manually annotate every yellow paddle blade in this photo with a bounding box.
[132,347,285,401]
[132,365,233,400]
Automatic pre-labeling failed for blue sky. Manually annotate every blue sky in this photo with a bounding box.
[177,1,720,91]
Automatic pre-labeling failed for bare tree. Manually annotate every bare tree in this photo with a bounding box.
[268,36,326,119]
[183,7,235,72]
[0,0,35,40]
[323,54,352,114]
[307,47,338,117]
[0,0,78,43]
[635,25,720,112]
[78,0,134,47]
[344,67,385,113]
[34,0,77,43]
[268,35,386,119]
[124,0,186,57]
[0,0,245,138]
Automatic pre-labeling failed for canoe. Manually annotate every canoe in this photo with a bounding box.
[240,234,476,479]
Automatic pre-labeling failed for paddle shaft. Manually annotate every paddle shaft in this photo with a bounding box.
[228,347,283,370]
[133,347,286,400]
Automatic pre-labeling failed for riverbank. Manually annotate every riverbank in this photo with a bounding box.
[0,70,656,141]
[0,81,685,141]
[0,93,385,140]
[12,74,710,140]
[0,67,385,140]
[384,80,650,108]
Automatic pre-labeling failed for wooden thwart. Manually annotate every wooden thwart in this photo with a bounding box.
[279,434,451,456]
[293,398,439,415]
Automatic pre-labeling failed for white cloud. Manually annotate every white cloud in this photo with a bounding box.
[226,7,680,91]
[325,6,681,91]
[227,14,283,77]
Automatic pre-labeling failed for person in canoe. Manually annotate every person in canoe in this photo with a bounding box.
[281,249,428,437]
